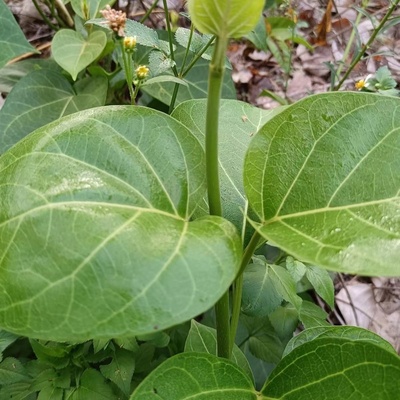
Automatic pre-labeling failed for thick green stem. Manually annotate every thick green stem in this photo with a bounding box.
[207,35,229,358]
[335,0,400,90]
[206,36,227,216]
[229,230,261,353]
[215,291,231,359]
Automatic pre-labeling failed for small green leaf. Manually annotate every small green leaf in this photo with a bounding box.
[130,352,257,399]
[174,28,213,59]
[100,348,135,396]
[71,369,118,400]
[283,326,398,358]
[244,92,400,276]
[0,357,30,385]
[240,315,285,365]
[52,30,107,80]
[305,265,334,308]
[184,320,253,380]
[299,300,329,329]
[285,256,306,283]
[0,0,38,69]
[124,19,160,49]
[37,386,63,400]
[262,338,400,399]
[0,70,108,153]
[0,106,241,341]
[242,257,302,317]
[0,330,19,362]
[187,0,264,39]
[245,16,268,51]
[147,51,176,77]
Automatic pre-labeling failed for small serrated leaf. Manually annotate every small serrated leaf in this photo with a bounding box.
[124,19,160,49]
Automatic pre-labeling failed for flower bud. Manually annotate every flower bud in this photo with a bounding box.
[124,36,137,52]
[136,65,149,80]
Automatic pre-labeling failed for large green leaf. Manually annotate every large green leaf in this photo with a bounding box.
[244,92,400,276]
[0,59,62,93]
[0,106,241,341]
[184,320,253,380]
[0,0,37,69]
[0,70,108,153]
[172,99,283,234]
[283,326,397,357]
[130,352,257,399]
[141,48,236,106]
[51,30,107,80]
[262,338,400,399]
[187,0,264,39]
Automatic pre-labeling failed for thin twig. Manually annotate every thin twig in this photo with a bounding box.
[337,273,360,326]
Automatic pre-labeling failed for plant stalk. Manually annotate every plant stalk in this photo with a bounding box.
[335,0,400,90]
[229,230,261,353]
[140,0,159,23]
[120,41,135,104]
[334,0,367,84]
[206,34,230,358]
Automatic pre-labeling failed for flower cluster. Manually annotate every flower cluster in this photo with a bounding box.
[100,5,126,37]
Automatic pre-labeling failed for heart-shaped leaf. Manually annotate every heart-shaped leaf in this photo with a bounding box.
[0,106,241,341]
[187,0,265,39]
[262,338,400,399]
[0,70,108,153]
[52,30,107,80]
[244,92,400,276]
[130,352,257,399]
[0,0,37,69]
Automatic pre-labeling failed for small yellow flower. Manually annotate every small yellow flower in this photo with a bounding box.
[355,79,366,90]
[124,36,137,52]
[136,65,149,80]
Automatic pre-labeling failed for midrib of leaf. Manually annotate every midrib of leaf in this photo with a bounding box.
[269,219,392,266]
[264,196,399,224]
[0,200,182,231]
[271,102,372,218]
[180,388,256,399]
[269,362,388,399]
